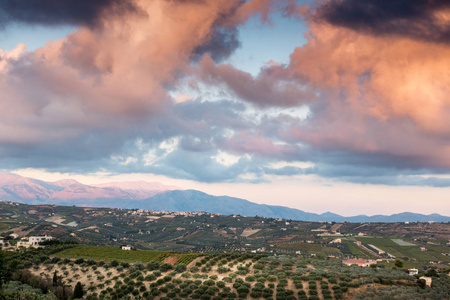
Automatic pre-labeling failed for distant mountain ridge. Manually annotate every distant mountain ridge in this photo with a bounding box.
[133,190,450,223]
[0,173,448,223]
[0,173,180,202]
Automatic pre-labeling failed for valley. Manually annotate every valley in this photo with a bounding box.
[1,201,449,299]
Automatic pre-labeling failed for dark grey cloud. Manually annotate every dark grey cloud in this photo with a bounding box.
[0,86,448,187]
[305,156,450,187]
[191,0,242,63]
[331,174,450,188]
[193,26,241,63]
[263,166,306,176]
[0,129,126,172]
[316,0,450,43]
[0,0,138,27]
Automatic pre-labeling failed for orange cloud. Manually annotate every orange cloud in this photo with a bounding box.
[0,0,250,144]
[279,15,450,167]
[289,22,450,134]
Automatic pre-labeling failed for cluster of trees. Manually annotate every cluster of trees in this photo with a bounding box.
[7,269,73,299]
[354,276,450,300]
[2,244,449,300]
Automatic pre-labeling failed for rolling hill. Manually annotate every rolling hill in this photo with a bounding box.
[0,173,448,222]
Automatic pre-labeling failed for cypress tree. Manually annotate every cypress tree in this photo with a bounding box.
[52,270,58,286]
[73,282,84,299]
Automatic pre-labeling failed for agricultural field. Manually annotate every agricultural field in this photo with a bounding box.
[2,244,450,300]
[342,241,371,258]
[1,201,449,264]
[392,239,415,246]
[175,254,204,266]
[275,242,342,256]
[1,201,449,298]
[351,237,450,263]
[54,246,175,263]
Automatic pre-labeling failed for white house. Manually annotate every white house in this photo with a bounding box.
[121,245,133,250]
[408,269,419,275]
[16,238,30,248]
[29,235,53,246]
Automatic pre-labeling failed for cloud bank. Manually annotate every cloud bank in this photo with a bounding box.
[0,0,138,27]
[0,0,449,187]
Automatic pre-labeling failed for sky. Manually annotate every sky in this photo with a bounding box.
[0,0,449,216]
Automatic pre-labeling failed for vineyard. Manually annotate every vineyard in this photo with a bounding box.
[54,246,175,263]
[174,253,204,265]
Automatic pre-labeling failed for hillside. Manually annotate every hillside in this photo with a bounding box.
[1,173,449,223]
[1,201,449,261]
[2,245,449,300]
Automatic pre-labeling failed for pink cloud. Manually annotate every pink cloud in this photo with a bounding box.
[197,54,314,107]
[288,22,450,134]
[224,130,299,158]
[195,1,450,169]
[0,0,253,144]
[278,15,450,167]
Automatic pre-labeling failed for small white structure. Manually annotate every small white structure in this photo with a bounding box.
[121,245,133,250]
[16,238,30,248]
[29,235,53,246]
[408,269,419,275]
[419,276,432,287]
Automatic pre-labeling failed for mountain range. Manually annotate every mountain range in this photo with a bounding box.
[0,173,448,223]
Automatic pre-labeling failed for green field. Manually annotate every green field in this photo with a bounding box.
[174,253,204,265]
[248,228,271,237]
[392,239,415,246]
[345,241,372,258]
[54,246,173,263]
[353,237,450,262]
[276,242,341,255]
[354,237,401,247]
[0,223,9,231]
